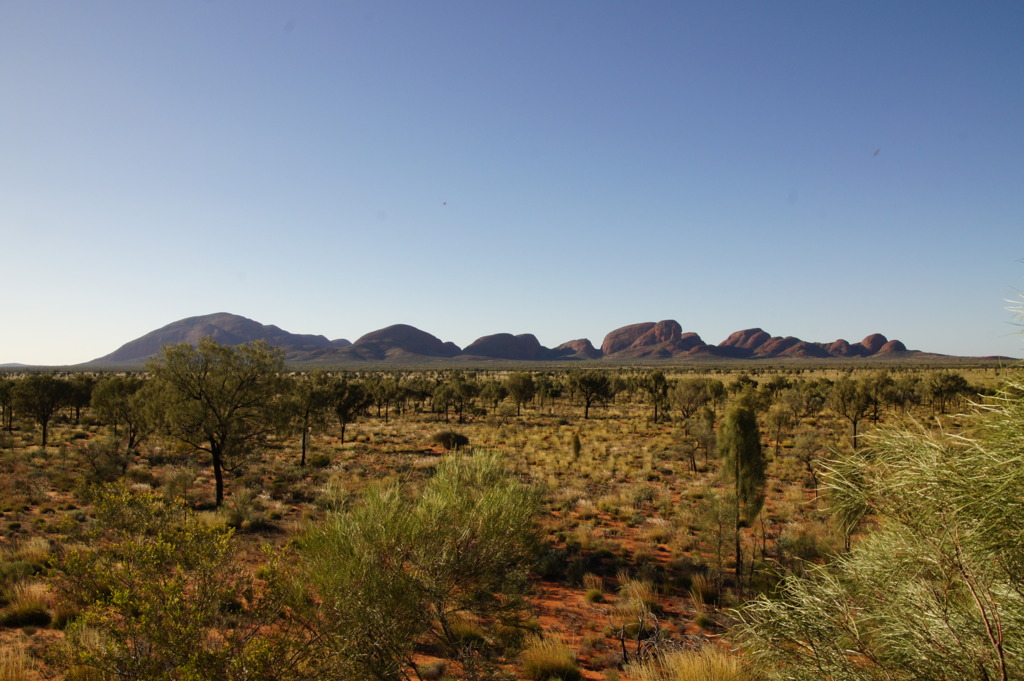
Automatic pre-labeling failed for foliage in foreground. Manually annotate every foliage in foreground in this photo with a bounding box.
[737,375,1024,681]
[53,486,305,681]
[298,450,542,681]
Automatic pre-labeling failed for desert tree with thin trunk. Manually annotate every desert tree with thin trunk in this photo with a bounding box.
[829,376,871,450]
[66,374,96,425]
[479,379,508,411]
[927,369,972,414]
[288,370,334,466]
[331,374,371,443]
[638,370,669,423]
[0,377,17,431]
[91,375,154,455]
[569,370,613,419]
[718,398,766,593]
[13,373,71,448]
[505,372,536,416]
[670,377,712,423]
[145,339,287,507]
[765,403,794,458]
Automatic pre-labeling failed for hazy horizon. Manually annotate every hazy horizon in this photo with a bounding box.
[3,2,1023,365]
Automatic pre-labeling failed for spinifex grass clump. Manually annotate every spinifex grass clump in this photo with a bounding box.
[521,635,582,681]
[0,581,51,627]
[625,646,745,681]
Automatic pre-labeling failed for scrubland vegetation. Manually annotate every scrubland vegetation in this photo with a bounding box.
[0,339,1019,680]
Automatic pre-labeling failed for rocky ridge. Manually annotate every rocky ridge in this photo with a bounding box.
[83,313,945,367]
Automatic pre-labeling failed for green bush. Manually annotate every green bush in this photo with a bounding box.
[299,451,541,680]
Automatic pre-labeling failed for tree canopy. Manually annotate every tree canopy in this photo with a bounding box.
[145,339,287,506]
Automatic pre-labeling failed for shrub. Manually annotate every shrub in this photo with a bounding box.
[521,636,582,681]
[299,452,541,681]
[53,484,301,680]
[308,452,332,468]
[430,430,469,451]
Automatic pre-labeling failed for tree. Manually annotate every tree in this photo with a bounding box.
[505,372,536,416]
[366,374,404,423]
[737,375,1024,681]
[0,377,15,431]
[927,369,971,414]
[864,371,895,424]
[66,374,96,424]
[829,376,872,450]
[569,370,612,419]
[14,373,71,447]
[432,381,457,423]
[718,400,766,591]
[146,339,287,507]
[479,379,508,411]
[670,377,712,422]
[638,370,669,423]
[331,375,371,443]
[287,371,334,466]
[449,373,480,424]
[91,375,153,455]
[299,452,541,680]
[765,403,794,458]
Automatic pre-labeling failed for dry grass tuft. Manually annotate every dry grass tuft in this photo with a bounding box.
[625,646,746,681]
[521,635,581,681]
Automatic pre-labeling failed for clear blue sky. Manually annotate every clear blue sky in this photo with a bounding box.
[2,1,1022,365]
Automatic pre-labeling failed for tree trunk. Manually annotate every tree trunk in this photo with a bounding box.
[735,449,742,595]
[212,447,225,507]
[301,422,308,466]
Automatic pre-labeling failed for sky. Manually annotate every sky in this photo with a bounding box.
[2,1,1023,365]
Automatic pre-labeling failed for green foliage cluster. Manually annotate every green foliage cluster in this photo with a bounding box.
[53,485,303,681]
[299,451,542,680]
[738,375,1024,680]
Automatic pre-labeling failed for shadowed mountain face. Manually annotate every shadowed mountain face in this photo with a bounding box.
[463,333,549,361]
[90,313,348,365]
[86,314,941,367]
[342,324,461,360]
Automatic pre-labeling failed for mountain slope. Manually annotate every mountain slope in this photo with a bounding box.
[89,313,349,365]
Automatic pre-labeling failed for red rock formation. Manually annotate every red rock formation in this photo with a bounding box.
[877,339,908,354]
[601,322,656,355]
[462,333,547,360]
[602,320,704,358]
[858,334,889,354]
[719,328,772,352]
[553,339,602,359]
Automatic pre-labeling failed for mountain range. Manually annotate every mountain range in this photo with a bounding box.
[82,312,981,367]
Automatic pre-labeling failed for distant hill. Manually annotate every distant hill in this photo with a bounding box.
[89,313,350,366]
[81,312,1012,368]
